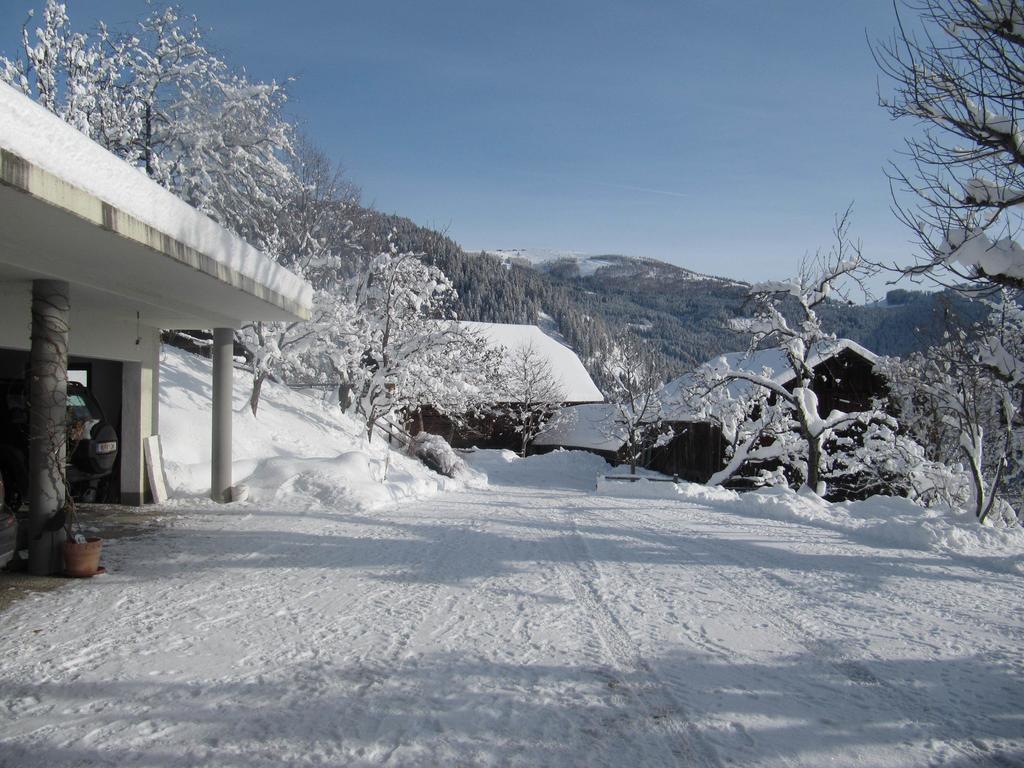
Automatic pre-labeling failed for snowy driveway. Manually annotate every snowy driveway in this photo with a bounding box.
[1,453,1021,767]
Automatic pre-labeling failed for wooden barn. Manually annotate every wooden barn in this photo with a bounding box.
[531,340,886,483]
[408,322,604,450]
[657,339,886,483]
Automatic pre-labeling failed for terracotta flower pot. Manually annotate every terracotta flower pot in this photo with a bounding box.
[63,537,103,577]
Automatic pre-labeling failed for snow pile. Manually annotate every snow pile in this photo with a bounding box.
[591,461,1022,564]
[159,346,469,511]
[467,448,610,491]
[596,476,687,500]
[598,476,743,504]
[732,486,1024,565]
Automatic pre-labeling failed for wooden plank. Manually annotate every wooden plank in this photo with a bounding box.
[143,434,169,503]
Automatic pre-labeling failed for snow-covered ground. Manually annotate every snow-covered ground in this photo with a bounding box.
[158,346,472,508]
[1,350,1022,767]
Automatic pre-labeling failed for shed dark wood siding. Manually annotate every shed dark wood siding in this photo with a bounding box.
[647,346,886,483]
[806,348,884,415]
[647,421,726,482]
[409,404,587,452]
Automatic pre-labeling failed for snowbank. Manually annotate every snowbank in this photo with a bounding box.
[597,475,738,503]
[589,460,1023,567]
[467,449,610,491]
[728,487,1024,567]
[159,346,476,511]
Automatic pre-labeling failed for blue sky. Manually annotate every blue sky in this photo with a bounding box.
[0,1,915,285]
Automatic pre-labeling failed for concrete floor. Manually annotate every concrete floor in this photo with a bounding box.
[0,504,165,613]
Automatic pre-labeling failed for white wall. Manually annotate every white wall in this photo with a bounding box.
[0,281,146,362]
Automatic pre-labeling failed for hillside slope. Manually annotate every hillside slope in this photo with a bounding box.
[159,346,477,507]
[353,209,981,386]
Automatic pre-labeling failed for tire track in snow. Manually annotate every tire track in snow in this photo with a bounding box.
[540,495,724,768]
[624,506,1018,768]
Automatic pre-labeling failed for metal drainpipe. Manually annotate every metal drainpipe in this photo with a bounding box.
[210,327,234,503]
[28,280,70,576]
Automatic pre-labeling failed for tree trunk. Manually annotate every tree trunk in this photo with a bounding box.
[966,451,987,523]
[249,372,266,417]
[806,435,823,494]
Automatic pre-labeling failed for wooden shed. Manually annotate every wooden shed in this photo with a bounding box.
[656,339,886,484]
[408,322,604,451]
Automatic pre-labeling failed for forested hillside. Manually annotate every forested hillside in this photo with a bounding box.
[353,209,981,386]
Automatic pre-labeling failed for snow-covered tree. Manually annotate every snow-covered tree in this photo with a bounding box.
[2,2,296,257]
[2,3,126,135]
[875,0,1024,291]
[239,138,362,415]
[882,295,1023,523]
[599,331,670,474]
[1,3,374,420]
[402,327,505,434]
[343,247,470,441]
[717,210,876,493]
[669,357,800,488]
[501,341,565,457]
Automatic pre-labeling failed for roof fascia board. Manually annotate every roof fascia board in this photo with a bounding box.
[1,148,310,322]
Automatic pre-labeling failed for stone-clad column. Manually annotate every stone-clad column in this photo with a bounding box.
[28,279,70,575]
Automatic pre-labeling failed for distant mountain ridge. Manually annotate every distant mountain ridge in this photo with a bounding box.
[480,248,747,287]
[353,210,980,393]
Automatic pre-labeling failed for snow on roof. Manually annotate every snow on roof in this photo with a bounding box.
[532,403,625,451]
[661,339,878,420]
[459,321,604,403]
[0,81,312,311]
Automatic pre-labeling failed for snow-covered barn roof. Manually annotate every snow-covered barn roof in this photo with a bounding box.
[0,81,311,327]
[660,339,878,420]
[532,403,625,451]
[459,321,604,403]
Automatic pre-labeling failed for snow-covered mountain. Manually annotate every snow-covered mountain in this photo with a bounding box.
[480,248,746,287]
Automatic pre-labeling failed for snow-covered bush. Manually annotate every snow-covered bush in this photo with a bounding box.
[408,433,465,478]
[823,416,965,504]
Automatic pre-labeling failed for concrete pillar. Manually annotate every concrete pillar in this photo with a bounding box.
[120,327,160,506]
[28,280,70,576]
[210,327,233,503]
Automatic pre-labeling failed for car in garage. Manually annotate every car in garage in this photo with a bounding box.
[0,476,15,570]
[0,379,119,511]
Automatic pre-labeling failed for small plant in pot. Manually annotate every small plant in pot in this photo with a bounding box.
[61,423,103,578]
[62,495,102,577]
